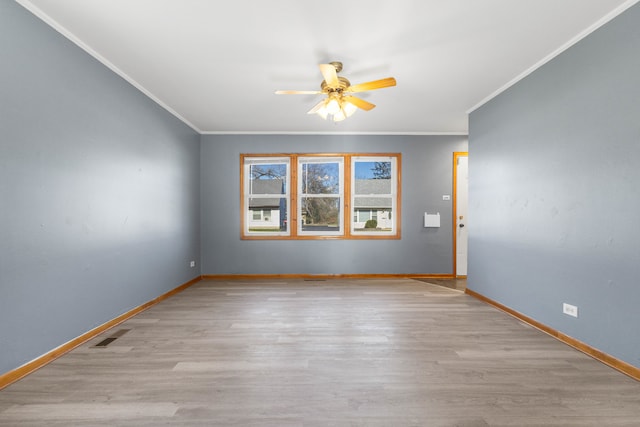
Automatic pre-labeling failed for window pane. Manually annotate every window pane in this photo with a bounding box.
[301,162,339,195]
[351,157,397,235]
[354,161,391,194]
[353,201,393,231]
[243,157,289,237]
[299,157,343,236]
[249,163,287,195]
[300,197,341,232]
[247,198,288,232]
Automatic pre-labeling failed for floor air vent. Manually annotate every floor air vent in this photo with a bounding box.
[93,329,130,347]
[94,337,117,347]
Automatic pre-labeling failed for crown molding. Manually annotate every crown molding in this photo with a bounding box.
[16,0,203,134]
[467,0,640,114]
[200,131,468,136]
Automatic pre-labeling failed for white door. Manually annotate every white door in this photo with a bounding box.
[455,153,468,277]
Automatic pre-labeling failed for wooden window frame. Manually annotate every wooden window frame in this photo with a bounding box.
[241,154,291,239]
[241,153,401,240]
[350,155,398,238]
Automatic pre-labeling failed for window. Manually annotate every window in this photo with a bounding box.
[298,156,343,236]
[242,156,289,237]
[351,156,397,236]
[241,153,400,239]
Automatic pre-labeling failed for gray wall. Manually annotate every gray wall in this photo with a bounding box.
[468,4,640,368]
[0,2,200,374]
[201,134,467,275]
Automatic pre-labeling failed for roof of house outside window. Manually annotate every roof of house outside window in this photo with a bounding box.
[354,179,392,209]
[249,179,284,209]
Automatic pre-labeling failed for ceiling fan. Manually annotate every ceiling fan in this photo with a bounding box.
[275,61,397,122]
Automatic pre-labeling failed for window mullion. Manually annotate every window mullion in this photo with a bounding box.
[290,154,298,237]
[344,154,352,238]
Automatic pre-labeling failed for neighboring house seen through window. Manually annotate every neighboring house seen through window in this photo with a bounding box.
[244,157,290,236]
[241,153,400,239]
[351,156,397,236]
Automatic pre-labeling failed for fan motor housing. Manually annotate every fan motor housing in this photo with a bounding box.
[321,76,351,93]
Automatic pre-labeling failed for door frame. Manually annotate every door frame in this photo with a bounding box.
[453,152,468,278]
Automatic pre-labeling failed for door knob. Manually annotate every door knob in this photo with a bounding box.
[459,223,465,228]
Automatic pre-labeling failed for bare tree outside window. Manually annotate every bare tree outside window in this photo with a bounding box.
[250,164,286,182]
[300,161,341,232]
[371,161,391,179]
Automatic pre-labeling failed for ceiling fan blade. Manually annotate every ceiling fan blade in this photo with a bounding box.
[275,90,322,95]
[307,100,327,114]
[319,63,339,88]
[347,77,397,93]
[344,96,376,111]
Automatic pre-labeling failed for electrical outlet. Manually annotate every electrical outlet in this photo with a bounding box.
[563,303,578,318]
[190,261,196,268]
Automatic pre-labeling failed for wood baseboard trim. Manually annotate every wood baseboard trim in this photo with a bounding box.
[0,276,202,391]
[202,273,455,280]
[465,288,640,382]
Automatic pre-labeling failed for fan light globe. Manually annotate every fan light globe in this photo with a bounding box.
[333,110,347,122]
[316,108,329,120]
[326,98,341,115]
[343,101,358,118]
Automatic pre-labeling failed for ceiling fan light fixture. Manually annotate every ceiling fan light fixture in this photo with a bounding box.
[307,99,328,119]
[316,107,329,120]
[277,61,396,123]
[325,97,341,115]
[333,109,347,122]
[317,96,358,122]
[342,100,358,118]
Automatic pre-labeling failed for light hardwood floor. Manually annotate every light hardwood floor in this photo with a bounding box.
[1,278,639,426]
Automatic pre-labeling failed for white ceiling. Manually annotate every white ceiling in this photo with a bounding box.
[18,0,637,134]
